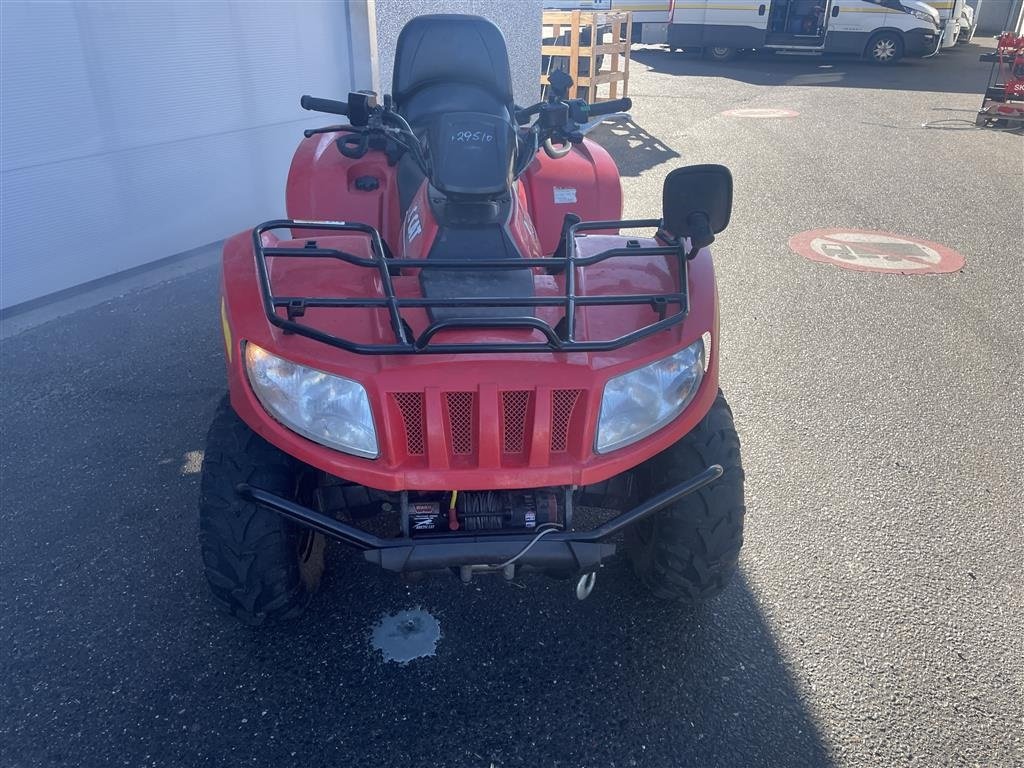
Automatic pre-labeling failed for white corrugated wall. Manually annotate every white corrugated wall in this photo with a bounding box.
[0,0,374,309]
[373,0,544,109]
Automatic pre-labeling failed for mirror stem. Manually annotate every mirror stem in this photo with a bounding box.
[687,212,715,259]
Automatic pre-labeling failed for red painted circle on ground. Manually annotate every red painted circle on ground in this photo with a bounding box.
[789,229,966,274]
[720,107,800,118]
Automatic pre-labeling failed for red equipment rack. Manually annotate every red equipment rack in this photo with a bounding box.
[976,18,1024,128]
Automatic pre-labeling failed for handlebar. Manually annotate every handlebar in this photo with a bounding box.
[586,97,632,118]
[515,103,543,126]
[300,95,349,116]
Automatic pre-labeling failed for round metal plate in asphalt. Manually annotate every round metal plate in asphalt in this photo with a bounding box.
[788,228,966,274]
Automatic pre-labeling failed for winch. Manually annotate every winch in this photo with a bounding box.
[407,490,561,535]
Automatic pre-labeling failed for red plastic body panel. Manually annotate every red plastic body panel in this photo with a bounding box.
[520,138,623,253]
[285,133,403,246]
[221,231,719,492]
[399,182,438,259]
[227,129,714,492]
[285,132,621,257]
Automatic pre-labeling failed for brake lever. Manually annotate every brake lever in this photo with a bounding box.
[304,125,357,138]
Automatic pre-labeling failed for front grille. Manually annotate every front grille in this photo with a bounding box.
[501,390,531,454]
[392,392,425,456]
[391,387,584,460]
[445,391,475,455]
[551,389,582,453]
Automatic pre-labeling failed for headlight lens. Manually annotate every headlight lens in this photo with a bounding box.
[595,338,706,454]
[244,342,378,458]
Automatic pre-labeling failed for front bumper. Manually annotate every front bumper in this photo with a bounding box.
[906,27,942,57]
[237,464,723,576]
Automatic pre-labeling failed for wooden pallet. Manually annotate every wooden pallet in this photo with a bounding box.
[541,10,632,104]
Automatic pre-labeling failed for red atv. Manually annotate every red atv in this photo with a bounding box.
[201,14,744,624]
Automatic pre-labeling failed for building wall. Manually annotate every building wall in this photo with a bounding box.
[975,0,1023,34]
[372,0,544,107]
[0,1,374,309]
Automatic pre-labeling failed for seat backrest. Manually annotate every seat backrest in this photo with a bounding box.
[392,15,514,125]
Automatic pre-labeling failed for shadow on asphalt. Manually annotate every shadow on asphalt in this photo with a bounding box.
[0,269,832,767]
[589,118,682,177]
[632,42,990,94]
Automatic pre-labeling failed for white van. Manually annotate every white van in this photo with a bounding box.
[957,2,978,42]
[667,0,943,63]
[545,0,674,43]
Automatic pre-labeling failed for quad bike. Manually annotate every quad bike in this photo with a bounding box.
[200,14,745,625]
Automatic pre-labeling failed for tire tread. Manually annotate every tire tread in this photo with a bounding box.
[198,397,315,625]
[624,391,746,603]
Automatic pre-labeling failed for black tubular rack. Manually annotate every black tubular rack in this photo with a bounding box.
[252,218,689,355]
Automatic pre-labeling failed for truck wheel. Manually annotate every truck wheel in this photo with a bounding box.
[624,391,745,604]
[703,46,738,61]
[199,397,325,625]
[865,32,903,64]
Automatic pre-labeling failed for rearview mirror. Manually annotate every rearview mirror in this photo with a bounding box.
[662,164,733,257]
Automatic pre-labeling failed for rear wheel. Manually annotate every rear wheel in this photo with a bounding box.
[624,391,745,603]
[704,46,739,61]
[199,397,325,625]
[865,32,903,64]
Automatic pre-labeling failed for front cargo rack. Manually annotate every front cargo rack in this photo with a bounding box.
[252,218,689,355]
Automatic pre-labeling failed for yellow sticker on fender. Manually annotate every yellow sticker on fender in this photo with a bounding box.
[220,297,232,362]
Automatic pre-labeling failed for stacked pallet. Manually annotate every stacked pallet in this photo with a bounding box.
[541,10,632,103]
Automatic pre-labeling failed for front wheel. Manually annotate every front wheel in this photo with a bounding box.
[624,391,745,603]
[703,46,739,62]
[865,32,903,64]
[199,397,325,625]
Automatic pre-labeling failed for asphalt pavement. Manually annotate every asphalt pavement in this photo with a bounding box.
[2,40,1021,767]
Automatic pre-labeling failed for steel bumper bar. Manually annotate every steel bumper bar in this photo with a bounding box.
[236,464,723,574]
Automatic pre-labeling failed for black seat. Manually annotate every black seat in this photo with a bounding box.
[393,16,533,322]
[392,15,514,128]
[393,15,517,214]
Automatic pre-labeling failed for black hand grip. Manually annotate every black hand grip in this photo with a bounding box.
[587,98,632,118]
[300,95,349,116]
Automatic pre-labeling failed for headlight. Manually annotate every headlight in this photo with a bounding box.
[244,342,378,458]
[595,338,706,454]
[912,9,937,23]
